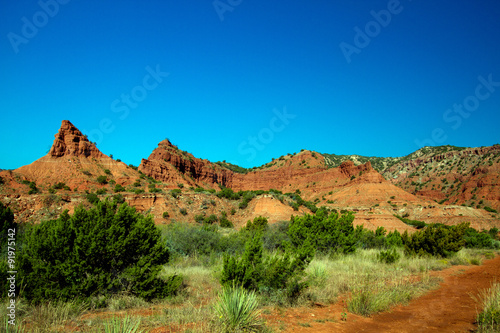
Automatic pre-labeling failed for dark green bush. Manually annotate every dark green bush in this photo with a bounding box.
[218,211,233,228]
[112,194,125,204]
[194,213,206,223]
[104,169,111,175]
[395,215,427,229]
[262,221,291,251]
[96,188,107,195]
[216,187,240,200]
[288,210,356,254]
[53,182,67,190]
[220,234,313,303]
[205,214,218,224]
[485,206,498,213]
[385,229,404,248]
[403,223,468,257]
[163,222,245,257]
[148,184,162,193]
[171,189,182,198]
[219,216,234,228]
[0,202,15,238]
[97,175,108,184]
[354,226,386,249]
[245,216,268,232]
[114,184,125,193]
[86,192,100,205]
[28,181,39,194]
[163,211,170,219]
[179,208,188,216]
[378,248,400,264]
[17,201,182,303]
[464,228,498,249]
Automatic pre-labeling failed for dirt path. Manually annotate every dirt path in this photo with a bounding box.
[268,255,500,332]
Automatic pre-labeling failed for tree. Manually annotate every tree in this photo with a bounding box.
[288,210,356,254]
[0,202,15,236]
[17,201,182,303]
[403,223,468,257]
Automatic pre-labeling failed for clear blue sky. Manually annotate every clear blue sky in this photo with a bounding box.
[1,0,499,169]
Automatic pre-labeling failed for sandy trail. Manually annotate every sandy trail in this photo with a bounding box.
[269,255,500,333]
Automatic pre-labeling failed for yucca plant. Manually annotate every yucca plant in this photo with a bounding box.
[103,316,143,333]
[475,283,500,332]
[215,286,263,332]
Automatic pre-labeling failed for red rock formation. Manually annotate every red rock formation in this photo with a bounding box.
[15,120,137,189]
[49,120,105,158]
[138,139,232,188]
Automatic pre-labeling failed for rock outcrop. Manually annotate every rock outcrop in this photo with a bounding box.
[15,120,138,189]
[138,139,232,188]
[49,120,106,158]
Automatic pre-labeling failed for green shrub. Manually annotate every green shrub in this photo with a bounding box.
[288,210,356,254]
[179,208,188,216]
[465,228,498,249]
[53,182,66,190]
[385,229,404,248]
[163,222,245,257]
[403,223,468,257]
[96,188,107,195]
[162,211,169,219]
[220,235,313,303]
[27,181,39,194]
[354,227,386,249]
[112,194,125,204]
[148,184,162,193]
[216,187,240,200]
[17,201,182,303]
[378,248,401,264]
[245,216,268,232]
[194,213,206,223]
[205,214,218,224]
[97,175,108,184]
[104,169,111,175]
[219,211,234,228]
[86,192,100,205]
[171,189,182,198]
[395,215,427,229]
[114,184,125,193]
[0,202,15,245]
[262,221,290,251]
[485,206,498,213]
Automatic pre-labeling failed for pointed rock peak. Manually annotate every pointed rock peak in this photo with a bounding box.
[49,120,106,158]
[158,138,178,149]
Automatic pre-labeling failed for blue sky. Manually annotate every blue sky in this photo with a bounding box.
[1,0,499,169]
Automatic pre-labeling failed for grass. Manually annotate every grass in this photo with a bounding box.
[102,316,143,333]
[304,248,491,316]
[475,283,500,332]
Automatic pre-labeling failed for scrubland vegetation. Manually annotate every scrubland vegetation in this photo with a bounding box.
[1,199,499,332]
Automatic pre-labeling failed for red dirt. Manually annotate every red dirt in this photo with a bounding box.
[265,255,500,333]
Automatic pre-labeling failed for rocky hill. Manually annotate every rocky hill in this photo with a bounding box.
[323,145,500,213]
[1,121,498,232]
